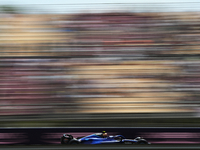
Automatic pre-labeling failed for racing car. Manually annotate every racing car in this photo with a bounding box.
[61,132,150,145]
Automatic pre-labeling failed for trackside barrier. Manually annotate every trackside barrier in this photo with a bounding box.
[0,127,200,145]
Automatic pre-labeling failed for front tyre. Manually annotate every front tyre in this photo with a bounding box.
[137,140,148,144]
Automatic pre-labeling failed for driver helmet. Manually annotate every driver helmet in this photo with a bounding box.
[102,131,108,137]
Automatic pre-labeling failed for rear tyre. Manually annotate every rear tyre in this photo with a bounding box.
[61,137,69,144]
[61,137,64,144]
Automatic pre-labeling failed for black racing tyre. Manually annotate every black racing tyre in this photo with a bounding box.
[138,140,148,144]
[61,137,69,144]
[61,137,64,144]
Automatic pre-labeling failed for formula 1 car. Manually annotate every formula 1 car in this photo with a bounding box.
[61,133,150,145]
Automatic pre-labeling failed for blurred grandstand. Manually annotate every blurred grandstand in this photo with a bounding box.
[1,3,200,127]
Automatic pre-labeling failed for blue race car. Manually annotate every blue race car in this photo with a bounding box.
[61,133,151,145]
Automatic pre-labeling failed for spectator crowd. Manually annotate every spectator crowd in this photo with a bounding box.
[0,11,200,118]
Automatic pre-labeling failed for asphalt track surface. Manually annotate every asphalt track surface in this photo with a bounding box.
[1,145,200,150]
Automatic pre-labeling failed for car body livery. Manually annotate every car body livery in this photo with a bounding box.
[61,133,150,145]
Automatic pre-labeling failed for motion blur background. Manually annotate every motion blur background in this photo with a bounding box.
[1,1,200,127]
